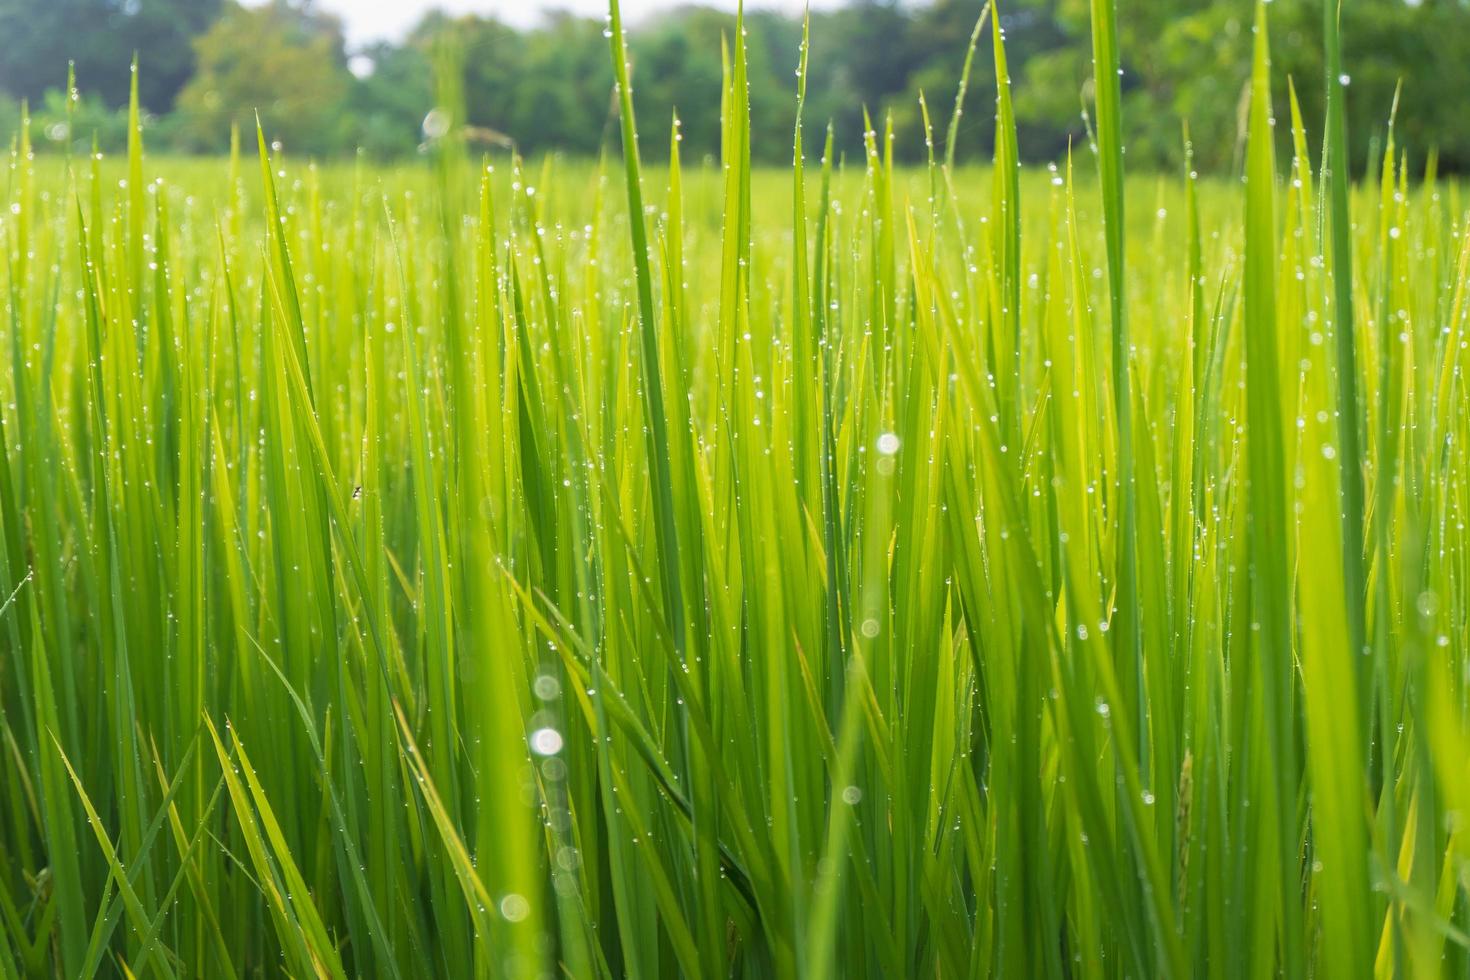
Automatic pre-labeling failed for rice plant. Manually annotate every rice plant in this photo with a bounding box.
[1,0,1468,976]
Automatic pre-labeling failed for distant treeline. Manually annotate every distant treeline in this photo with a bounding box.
[0,0,1465,172]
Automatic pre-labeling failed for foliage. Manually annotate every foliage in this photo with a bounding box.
[343,41,434,160]
[451,11,615,157]
[172,0,352,155]
[2,0,1470,977]
[3,0,1470,173]
[0,0,221,111]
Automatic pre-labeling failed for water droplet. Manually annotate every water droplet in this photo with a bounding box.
[499,893,530,922]
[529,728,563,756]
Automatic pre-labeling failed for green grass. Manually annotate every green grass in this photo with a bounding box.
[1,1,1469,976]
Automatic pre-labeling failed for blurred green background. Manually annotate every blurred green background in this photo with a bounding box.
[0,0,1465,172]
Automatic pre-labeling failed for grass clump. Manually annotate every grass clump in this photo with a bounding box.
[1,1,1469,976]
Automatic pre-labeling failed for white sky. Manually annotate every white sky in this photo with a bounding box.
[290,0,830,47]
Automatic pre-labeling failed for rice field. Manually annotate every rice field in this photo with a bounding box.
[1,0,1469,976]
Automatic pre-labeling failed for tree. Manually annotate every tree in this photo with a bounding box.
[345,41,433,159]
[501,13,612,157]
[0,0,222,111]
[8,0,1463,173]
[173,0,351,156]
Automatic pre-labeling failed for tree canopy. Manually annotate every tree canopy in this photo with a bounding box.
[0,0,1466,172]
[0,0,221,110]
